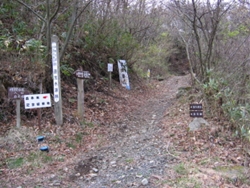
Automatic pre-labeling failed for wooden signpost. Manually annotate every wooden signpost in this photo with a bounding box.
[8,87,31,128]
[74,67,91,121]
[108,63,113,90]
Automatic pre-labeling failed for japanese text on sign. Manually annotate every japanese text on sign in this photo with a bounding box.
[74,70,91,79]
[190,103,203,117]
[51,42,60,102]
[118,60,130,88]
[24,94,51,109]
[8,87,31,99]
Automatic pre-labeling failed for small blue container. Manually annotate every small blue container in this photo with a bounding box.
[40,146,49,152]
[37,136,45,142]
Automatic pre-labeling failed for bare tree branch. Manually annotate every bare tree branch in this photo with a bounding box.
[15,0,46,22]
[59,0,93,60]
[49,0,61,23]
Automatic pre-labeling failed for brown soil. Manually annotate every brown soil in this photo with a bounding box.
[0,74,250,188]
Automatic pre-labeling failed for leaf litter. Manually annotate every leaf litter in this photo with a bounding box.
[0,74,250,187]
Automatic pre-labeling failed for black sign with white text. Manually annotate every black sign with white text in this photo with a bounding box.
[190,103,203,117]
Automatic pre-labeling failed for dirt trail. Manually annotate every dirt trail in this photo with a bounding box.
[66,75,191,188]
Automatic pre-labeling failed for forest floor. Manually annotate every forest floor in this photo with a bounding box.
[1,74,250,188]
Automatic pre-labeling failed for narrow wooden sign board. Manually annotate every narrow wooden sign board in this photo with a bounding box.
[8,87,31,99]
[74,70,91,79]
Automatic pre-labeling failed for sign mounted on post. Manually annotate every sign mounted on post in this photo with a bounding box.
[118,60,130,89]
[8,87,31,99]
[8,87,32,128]
[108,63,113,72]
[74,67,91,120]
[107,63,113,90]
[190,103,203,117]
[24,94,51,109]
[74,70,91,79]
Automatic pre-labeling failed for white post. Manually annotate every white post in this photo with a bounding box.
[51,35,63,125]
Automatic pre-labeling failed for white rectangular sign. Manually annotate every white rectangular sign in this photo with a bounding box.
[117,60,130,88]
[24,94,51,109]
[108,63,113,72]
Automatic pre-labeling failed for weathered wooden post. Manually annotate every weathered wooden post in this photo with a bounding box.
[74,67,91,121]
[77,66,84,120]
[24,93,52,130]
[37,82,43,130]
[16,99,21,128]
[107,63,113,90]
[51,35,63,125]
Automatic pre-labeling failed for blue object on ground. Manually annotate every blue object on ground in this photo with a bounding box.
[37,136,45,142]
[126,85,130,90]
[40,146,49,152]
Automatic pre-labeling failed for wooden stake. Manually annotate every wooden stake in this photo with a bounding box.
[77,66,84,120]
[16,99,21,128]
[109,72,112,90]
[37,82,42,130]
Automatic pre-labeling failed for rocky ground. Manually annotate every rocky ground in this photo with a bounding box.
[1,74,250,188]
[70,75,185,188]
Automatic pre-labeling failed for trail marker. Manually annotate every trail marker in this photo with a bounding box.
[8,87,32,128]
[24,94,51,109]
[118,60,130,89]
[107,63,113,90]
[74,67,91,120]
[108,63,113,72]
[51,35,63,125]
[147,69,150,83]
[74,70,91,79]
[8,87,31,99]
[190,103,203,117]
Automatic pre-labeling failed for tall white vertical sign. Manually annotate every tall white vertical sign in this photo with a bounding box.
[51,35,63,125]
[51,42,59,102]
[117,60,130,89]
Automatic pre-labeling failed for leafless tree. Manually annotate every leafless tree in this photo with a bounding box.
[168,0,232,83]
